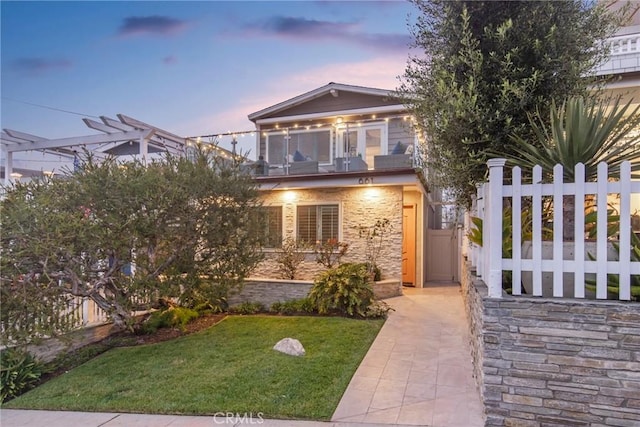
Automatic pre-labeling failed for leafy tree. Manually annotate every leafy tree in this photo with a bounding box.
[0,147,264,344]
[399,0,633,207]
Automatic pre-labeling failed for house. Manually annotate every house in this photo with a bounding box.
[246,82,460,287]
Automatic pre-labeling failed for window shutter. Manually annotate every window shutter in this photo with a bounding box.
[297,205,317,243]
[319,205,339,242]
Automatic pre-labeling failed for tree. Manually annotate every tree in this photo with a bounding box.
[398,0,633,208]
[0,148,264,344]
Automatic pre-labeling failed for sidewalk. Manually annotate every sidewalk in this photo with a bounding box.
[2,284,484,427]
[331,285,484,426]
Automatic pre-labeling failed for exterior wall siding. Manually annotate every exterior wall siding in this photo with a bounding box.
[254,186,404,281]
[461,259,640,427]
[387,117,415,152]
[229,278,402,308]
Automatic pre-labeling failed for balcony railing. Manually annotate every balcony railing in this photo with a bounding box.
[248,143,425,177]
[594,30,640,76]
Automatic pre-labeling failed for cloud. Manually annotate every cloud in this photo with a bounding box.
[260,16,357,38]
[163,55,178,65]
[244,15,410,53]
[11,57,73,76]
[118,15,189,37]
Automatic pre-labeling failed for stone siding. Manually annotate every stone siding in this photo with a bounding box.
[229,279,313,308]
[461,259,640,427]
[230,278,402,308]
[255,186,403,281]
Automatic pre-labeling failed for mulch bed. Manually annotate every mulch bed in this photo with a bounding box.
[132,313,227,345]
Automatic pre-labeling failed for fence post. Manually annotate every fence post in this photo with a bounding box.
[487,158,506,297]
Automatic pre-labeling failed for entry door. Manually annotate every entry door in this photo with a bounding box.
[402,205,416,285]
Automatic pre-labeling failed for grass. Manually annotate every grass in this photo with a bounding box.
[3,315,384,420]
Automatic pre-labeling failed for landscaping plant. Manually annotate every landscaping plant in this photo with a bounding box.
[274,237,307,280]
[0,146,264,343]
[314,239,349,269]
[309,263,375,318]
[357,219,391,280]
[0,348,46,403]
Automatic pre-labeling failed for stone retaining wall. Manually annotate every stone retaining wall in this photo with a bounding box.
[229,278,402,308]
[461,259,640,427]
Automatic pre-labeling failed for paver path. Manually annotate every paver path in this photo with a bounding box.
[332,284,485,427]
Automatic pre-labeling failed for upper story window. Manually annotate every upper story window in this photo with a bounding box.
[337,123,387,169]
[266,128,332,166]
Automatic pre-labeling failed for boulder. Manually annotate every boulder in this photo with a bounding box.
[273,337,305,357]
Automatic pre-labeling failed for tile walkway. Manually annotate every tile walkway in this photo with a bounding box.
[1,283,485,427]
[331,284,484,427]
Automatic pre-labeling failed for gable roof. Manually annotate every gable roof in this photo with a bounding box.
[248,82,401,122]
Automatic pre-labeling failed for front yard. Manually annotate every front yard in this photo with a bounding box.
[3,315,383,420]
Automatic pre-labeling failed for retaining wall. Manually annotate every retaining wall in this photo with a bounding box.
[461,260,640,427]
[229,278,402,308]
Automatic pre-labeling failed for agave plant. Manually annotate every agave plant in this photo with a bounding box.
[506,96,640,182]
[503,96,640,240]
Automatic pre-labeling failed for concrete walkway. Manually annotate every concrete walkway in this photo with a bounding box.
[1,284,484,427]
[331,285,484,427]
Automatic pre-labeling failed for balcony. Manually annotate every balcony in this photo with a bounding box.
[594,26,640,76]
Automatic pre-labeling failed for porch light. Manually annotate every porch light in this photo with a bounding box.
[283,190,297,202]
[336,117,344,124]
[10,172,22,178]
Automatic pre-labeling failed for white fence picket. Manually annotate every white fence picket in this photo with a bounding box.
[471,158,638,301]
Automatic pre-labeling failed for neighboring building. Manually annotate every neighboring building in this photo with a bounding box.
[247,82,460,286]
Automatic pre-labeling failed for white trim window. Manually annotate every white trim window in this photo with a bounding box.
[296,204,339,244]
[265,127,333,166]
[337,122,387,170]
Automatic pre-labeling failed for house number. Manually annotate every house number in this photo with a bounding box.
[358,177,373,185]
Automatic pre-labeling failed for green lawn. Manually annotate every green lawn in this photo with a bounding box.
[4,315,383,420]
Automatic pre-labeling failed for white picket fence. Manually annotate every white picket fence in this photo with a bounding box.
[470,158,640,300]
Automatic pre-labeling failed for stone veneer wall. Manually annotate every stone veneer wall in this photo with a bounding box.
[461,259,640,427]
[253,186,404,281]
[229,278,402,308]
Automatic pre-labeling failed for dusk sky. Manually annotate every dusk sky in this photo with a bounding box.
[1,0,416,156]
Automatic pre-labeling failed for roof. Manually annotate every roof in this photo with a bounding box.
[247,82,399,122]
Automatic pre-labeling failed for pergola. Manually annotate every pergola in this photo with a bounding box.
[1,114,188,186]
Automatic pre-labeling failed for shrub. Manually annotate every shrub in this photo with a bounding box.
[309,263,375,318]
[314,239,349,269]
[274,237,307,279]
[229,301,265,315]
[270,298,316,315]
[365,301,394,319]
[1,348,46,402]
[140,306,200,334]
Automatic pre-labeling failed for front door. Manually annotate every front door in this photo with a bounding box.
[402,205,416,285]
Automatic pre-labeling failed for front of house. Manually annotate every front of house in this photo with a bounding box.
[246,83,460,287]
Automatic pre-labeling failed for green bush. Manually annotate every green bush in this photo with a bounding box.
[309,263,375,318]
[365,300,394,319]
[270,298,316,315]
[1,348,45,402]
[228,301,265,315]
[140,306,200,334]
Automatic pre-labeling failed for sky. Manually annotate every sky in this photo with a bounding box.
[1,0,416,156]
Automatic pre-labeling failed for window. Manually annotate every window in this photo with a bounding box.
[261,206,283,248]
[266,129,332,165]
[297,204,339,244]
[338,123,387,169]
